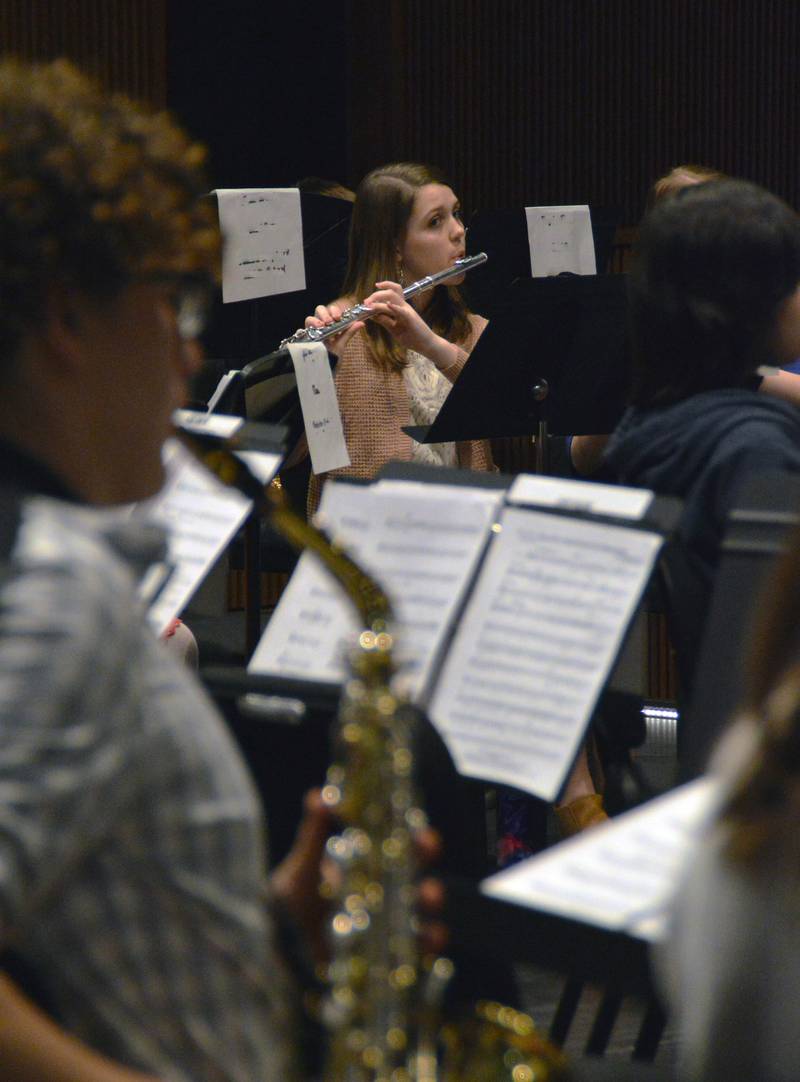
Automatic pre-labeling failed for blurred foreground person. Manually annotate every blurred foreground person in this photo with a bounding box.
[0,59,329,1082]
[664,522,800,1081]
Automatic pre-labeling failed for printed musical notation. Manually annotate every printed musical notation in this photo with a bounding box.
[286,343,350,475]
[483,778,719,942]
[429,507,661,801]
[216,188,306,302]
[525,204,596,277]
[136,439,281,634]
[248,480,503,696]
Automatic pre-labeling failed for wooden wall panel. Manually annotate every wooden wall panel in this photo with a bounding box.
[0,0,166,105]
[348,0,800,222]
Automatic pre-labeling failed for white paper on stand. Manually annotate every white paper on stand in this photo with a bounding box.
[509,473,653,521]
[172,408,282,487]
[216,188,306,303]
[173,408,244,440]
[248,479,504,697]
[525,204,596,277]
[136,440,262,635]
[206,371,241,412]
[286,342,350,474]
[482,778,720,942]
[428,506,662,801]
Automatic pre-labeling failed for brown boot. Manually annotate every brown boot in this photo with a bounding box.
[555,793,608,838]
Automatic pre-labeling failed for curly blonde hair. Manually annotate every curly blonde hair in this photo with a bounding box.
[0,59,219,365]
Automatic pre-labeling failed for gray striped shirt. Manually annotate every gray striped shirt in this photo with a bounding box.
[0,496,296,1081]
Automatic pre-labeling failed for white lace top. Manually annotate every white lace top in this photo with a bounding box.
[402,349,457,467]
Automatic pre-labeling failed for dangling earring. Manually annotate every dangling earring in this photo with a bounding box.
[396,261,405,287]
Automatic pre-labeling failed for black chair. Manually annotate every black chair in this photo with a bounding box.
[679,470,800,778]
[446,881,672,1071]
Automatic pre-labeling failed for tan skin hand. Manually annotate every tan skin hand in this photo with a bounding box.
[303,285,459,371]
[365,281,460,371]
[304,303,364,356]
[0,974,162,1082]
[270,788,446,965]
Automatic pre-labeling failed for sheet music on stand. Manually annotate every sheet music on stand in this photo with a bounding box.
[135,411,283,635]
[203,191,351,391]
[482,777,720,943]
[248,475,506,698]
[464,204,622,315]
[248,466,678,801]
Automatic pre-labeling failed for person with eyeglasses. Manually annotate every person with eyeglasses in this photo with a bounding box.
[0,59,354,1082]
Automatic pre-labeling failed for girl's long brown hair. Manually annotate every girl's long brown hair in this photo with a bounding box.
[340,162,472,371]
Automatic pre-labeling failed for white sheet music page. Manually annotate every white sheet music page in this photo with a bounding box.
[509,473,653,520]
[286,342,350,474]
[428,506,662,801]
[525,204,596,277]
[172,408,282,486]
[206,370,240,413]
[216,188,306,302]
[173,408,243,439]
[482,778,720,942]
[135,439,254,635]
[248,480,503,696]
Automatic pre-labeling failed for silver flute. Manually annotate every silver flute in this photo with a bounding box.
[280,251,488,347]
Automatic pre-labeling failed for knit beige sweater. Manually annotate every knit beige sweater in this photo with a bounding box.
[307,313,495,515]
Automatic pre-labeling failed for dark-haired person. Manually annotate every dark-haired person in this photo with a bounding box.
[0,58,339,1082]
[570,165,800,476]
[304,161,495,516]
[604,179,800,701]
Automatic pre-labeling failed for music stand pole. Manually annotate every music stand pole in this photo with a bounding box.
[244,512,262,659]
[532,378,549,474]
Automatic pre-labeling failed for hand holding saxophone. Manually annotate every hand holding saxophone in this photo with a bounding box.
[270,787,446,968]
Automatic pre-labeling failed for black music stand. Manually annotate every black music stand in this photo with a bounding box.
[405,274,631,471]
[207,344,341,653]
[464,204,623,316]
[203,191,352,361]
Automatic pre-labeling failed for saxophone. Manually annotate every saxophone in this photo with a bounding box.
[187,435,568,1081]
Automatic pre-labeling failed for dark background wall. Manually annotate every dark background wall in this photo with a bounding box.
[165,0,349,191]
[3,0,798,226]
[347,0,800,222]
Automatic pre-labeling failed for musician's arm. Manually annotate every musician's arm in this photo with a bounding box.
[569,433,611,476]
[760,368,800,407]
[0,973,161,1082]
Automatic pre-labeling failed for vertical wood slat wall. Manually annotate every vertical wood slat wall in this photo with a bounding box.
[348,0,800,224]
[0,0,166,105]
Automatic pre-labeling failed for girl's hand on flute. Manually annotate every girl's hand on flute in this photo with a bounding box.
[303,301,364,355]
[367,281,459,371]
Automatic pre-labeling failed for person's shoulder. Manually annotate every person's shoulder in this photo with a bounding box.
[466,311,488,339]
[7,497,148,654]
[717,391,800,452]
[456,311,487,354]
